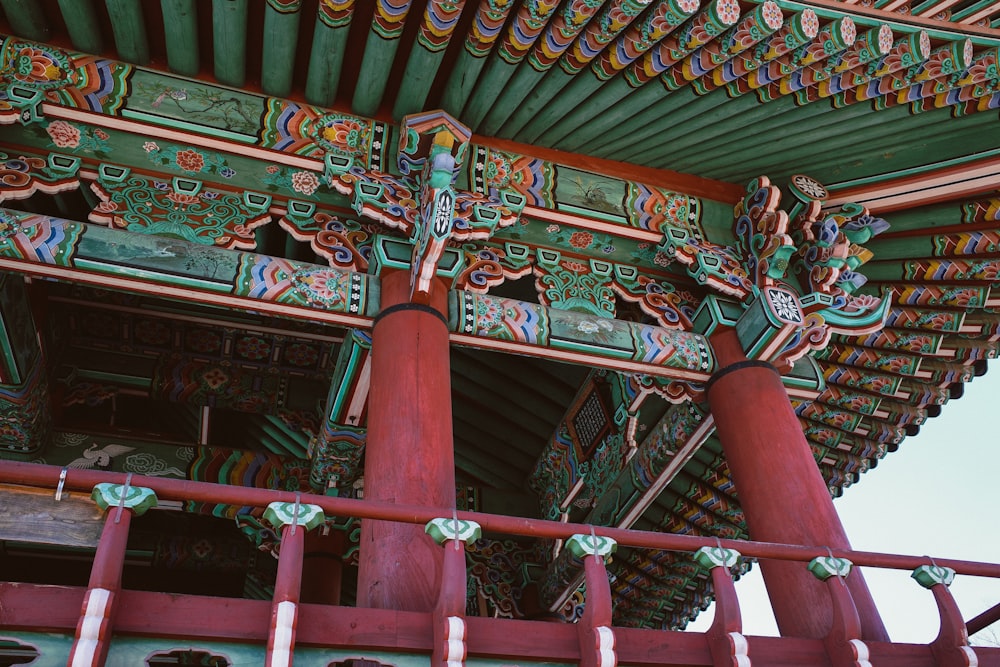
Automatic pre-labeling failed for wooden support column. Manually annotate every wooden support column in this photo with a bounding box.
[67,482,157,667]
[567,534,618,667]
[301,530,344,605]
[706,328,888,641]
[357,270,456,612]
[693,546,750,667]
[426,517,482,667]
[913,565,979,667]
[808,556,872,667]
[263,501,326,667]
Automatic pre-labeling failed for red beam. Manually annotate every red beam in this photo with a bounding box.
[3,461,1000,578]
[4,583,1000,665]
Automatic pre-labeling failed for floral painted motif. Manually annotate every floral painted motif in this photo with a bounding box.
[7,42,73,89]
[291,267,351,308]
[145,143,236,179]
[314,115,371,156]
[291,170,321,195]
[45,121,80,148]
[175,149,205,173]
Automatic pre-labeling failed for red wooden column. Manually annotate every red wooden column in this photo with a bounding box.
[67,482,157,667]
[357,269,456,612]
[706,328,888,641]
[263,500,326,667]
[300,530,344,605]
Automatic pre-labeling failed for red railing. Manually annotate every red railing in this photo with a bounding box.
[1,460,998,667]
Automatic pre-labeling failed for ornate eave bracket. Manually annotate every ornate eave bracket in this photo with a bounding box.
[323,110,525,303]
[667,174,892,368]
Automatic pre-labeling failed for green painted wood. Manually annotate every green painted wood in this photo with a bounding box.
[304,16,351,106]
[462,58,523,129]
[353,33,402,117]
[392,43,446,120]
[499,69,576,138]
[952,0,995,21]
[693,105,998,182]
[261,1,301,98]
[160,0,199,76]
[212,0,248,87]
[353,1,415,115]
[56,0,103,53]
[105,0,150,64]
[546,76,656,152]
[440,49,492,116]
[478,65,549,136]
[0,0,49,41]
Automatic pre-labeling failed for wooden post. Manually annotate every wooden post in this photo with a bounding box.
[67,482,157,667]
[693,546,749,667]
[566,534,618,667]
[301,530,344,605]
[912,565,979,667]
[706,328,887,641]
[263,501,326,667]
[808,556,871,667]
[426,517,482,667]
[357,270,456,612]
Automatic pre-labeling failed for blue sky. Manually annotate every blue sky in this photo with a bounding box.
[688,361,1000,643]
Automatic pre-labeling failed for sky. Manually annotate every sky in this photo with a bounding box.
[687,360,1000,643]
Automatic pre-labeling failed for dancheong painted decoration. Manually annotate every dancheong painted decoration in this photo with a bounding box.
[0,1,999,666]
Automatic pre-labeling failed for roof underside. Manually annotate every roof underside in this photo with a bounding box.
[1,0,999,631]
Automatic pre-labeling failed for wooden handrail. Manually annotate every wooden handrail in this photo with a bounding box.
[5,460,1000,579]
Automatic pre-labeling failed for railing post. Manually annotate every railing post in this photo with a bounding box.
[694,546,750,667]
[567,534,618,667]
[807,556,871,667]
[68,482,157,667]
[912,565,979,667]
[426,517,482,667]
[263,500,327,667]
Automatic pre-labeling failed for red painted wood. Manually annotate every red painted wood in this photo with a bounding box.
[3,461,1000,579]
[68,508,133,667]
[930,583,979,667]
[301,530,343,605]
[578,554,614,667]
[705,565,744,667]
[432,539,469,667]
[967,600,1000,636]
[266,524,305,666]
[822,577,864,667]
[706,329,888,641]
[88,509,131,591]
[358,270,456,612]
[4,583,1000,666]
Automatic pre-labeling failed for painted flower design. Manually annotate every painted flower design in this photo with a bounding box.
[293,268,349,308]
[220,167,236,178]
[284,343,319,367]
[201,368,230,390]
[186,329,221,353]
[319,118,368,154]
[94,129,110,140]
[0,213,22,240]
[291,170,321,195]
[175,149,205,173]
[475,297,503,329]
[143,141,159,153]
[166,191,201,209]
[45,120,80,148]
[576,319,613,335]
[14,46,66,84]
[134,319,171,345]
[568,231,594,249]
[546,224,560,233]
[653,251,672,267]
[266,165,279,174]
[236,335,271,360]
